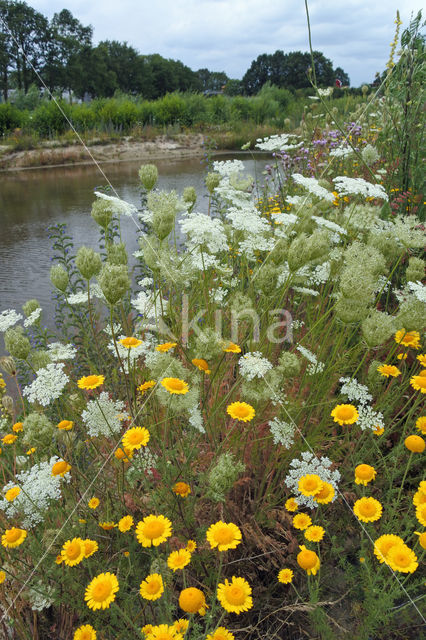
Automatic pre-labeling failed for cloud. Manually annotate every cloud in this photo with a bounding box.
[27,0,424,85]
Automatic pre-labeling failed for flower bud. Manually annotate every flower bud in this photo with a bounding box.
[406,257,424,283]
[98,264,130,305]
[361,311,395,348]
[0,356,17,376]
[288,234,310,271]
[107,242,128,266]
[22,299,40,318]
[183,186,197,212]
[30,350,52,371]
[139,164,158,192]
[4,328,31,360]
[91,198,113,229]
[75,247,102,280]
[2,395,14,413]
[277,352,301,378]
[205,172,221,194]
[335,298,369,324]
[50,265,69,292]
[148,190,180,241]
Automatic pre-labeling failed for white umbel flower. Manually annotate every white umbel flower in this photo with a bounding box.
[0,309,23,332]
[94,191,137,217]
[23,363,69,406]
[23,308,42,327]
[188,406,205,433]
[269,417,295,447]
[292,174,334,202]
[357,404,385,432]
[256,133,302,151]
[339,377,373,405]
[285,451,340,508]
[239,351,273,381]
[333,176,388,201]
[47,342,77,361]
[81,391,126,437]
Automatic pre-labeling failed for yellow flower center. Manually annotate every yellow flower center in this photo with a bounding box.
[298,549,317,569]
[356,465,373,479]
[92,580,112,601]
[84,375,100,386]
[337,406,354,420]
[146,579,161,594]
[66,541,82,560]
[127,431,143,444]
[168,379,185,390]
[144,520,165,539]
[226,585,246,605]
[359,501,376,516]
[390,548,410,567]
[5,528,21,543]
[52,461,68,475]
[214,526,235,545]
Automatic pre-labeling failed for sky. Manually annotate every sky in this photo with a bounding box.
[28,0,423,86]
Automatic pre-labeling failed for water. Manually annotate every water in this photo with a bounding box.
[0,154,267,328]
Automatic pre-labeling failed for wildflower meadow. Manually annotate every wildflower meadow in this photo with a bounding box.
[0,12,425,640]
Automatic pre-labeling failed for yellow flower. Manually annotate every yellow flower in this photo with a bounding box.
[88,497,100,509]
[61,538,85,566]
[331,404,359,425]
[226,401,255,422]
[386,544,418,573]
[51,460,71,477]
[1,527,27,548]
[206,521,242,551]
[146,624,183,640]
[77,374,105,389]
[186,539,197,552]
[414,531,426,550]
[136,514,172,547]
[413,489,426,507]
[297,545,320,575]
[353,497,382,523]
[139,573,164,601]
[99,521,117,530]
[314,482,335,504]
[292,513,312,530]
[394,329,420,349]
[298,474,323,496]
[84,572,119,610]
[83,539,98,558]
[122,426,150,451]
[192,358,211,374]
[217,576,253,614]
[416,416,426,435]
[179,586,207,615]
[0,570,5,584]
[173,620,189,635]
[397,353,408,360]
[12,422,23,433]
[118,515,134,532]
[374,534,405,564]
[160,377,189,394]
[373,425,385,436]
[57,420,73,430]
[354,464,376,486]
[2,434,17,444]
[119,336,143,348]
[285,497,298,512]
[172,481,191,497]
[167,548,192,571]
[114,447,133,462]
[156,342,177,352]
[277,568,294,584]
[206,628,235,640]
[4,487,20,502]
[222,342,241,353]
[138,380,156,394]
[404,435,425,453]
[416,503,426,527]
[377,364,401,378]
[26,447,36,455]
[141,625,154,636]
[410,372,426,393]
[55,554,63,564]
[417,354,426,366]
[73,624,97,640]
[79,519,86,524]
[304,525,325,542]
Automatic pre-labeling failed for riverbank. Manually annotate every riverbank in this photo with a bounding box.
[0,133,208,171]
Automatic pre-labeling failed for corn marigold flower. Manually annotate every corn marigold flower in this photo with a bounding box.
[404,435,425,453]
[298,474,323,496]
[160,377,189,394]
[354,464,377,486]
[397,353,408,360]
[2,434,17,445]
[4,487,20,502]
[297,545,320,575]
[386,544,418,573]
[417,354,426,367]
[416,416,426,435]
[172,620,189,635]
[83,539,98,558]
[84,572,119,610]
[206,521,242,551]
[186,539,197,552]
[410,371,426,393]
[172,482,191,497]
[167,548,191,571]
[414,531,426,550]
[57,420,73,431]
[179,586,207,615]
[394,329,420,349]
[377,364,401,378]
[373,534,405,563]
[217,576,253,614]
[416,503,426,526]
[156,342,177,352]
[226,401,255,422]
[136,514,172,547]
[292,513,312,530]
[77,374,105,390]
[278,568,294,584]
[139,573,164,601]
[88,497,100,509]
[1,527,27,548]
[122,426,150,451]
[51,460,71,477]
[413,489,426,507]
[372,425,384,436]
[99,521,117,530]
[223,342,241,353]
[12,422,23,433]
[285,497,298,512]
[353,497,382,523]
[119,336,143,348]
[314,481,335,504]
[141,624,154,636]
[61,538,85,566]
[0,570,5,584]
[114,447,133,461]
[118,515,134,532]
[73,624,97,640]
[206,627,235,640]
[192,358,211,374]
[146,624,183,640]
[138,380,156,393]
[331,404,359,425]
[304,525,325,542]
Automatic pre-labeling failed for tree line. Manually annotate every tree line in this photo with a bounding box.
[0,0,349,102]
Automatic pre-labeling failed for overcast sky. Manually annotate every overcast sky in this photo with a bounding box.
[28,0,423,86]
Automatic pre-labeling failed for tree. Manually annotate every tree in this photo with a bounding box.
[67,45,117,99]
[196,68,229,92]
[98,40,140,94]
[334,66,350,86]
